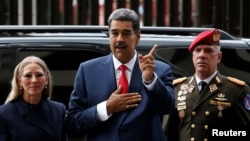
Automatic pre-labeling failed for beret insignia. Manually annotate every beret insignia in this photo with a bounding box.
[173,77,187,85]
[227,77,245,86]
[213,29,221,42]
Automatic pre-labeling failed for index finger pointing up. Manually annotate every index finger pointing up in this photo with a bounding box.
[149,44,158,56]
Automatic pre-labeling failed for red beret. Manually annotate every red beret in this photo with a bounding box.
[188,29,221,52]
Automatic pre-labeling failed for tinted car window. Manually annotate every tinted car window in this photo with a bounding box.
[218,49,250,83]
[156,47,194,78]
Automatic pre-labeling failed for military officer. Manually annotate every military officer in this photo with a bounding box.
[165,29,250,141]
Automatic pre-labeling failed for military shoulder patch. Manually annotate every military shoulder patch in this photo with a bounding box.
[243,94,250,111]
[173,77,187,85]
[227,76,245,86]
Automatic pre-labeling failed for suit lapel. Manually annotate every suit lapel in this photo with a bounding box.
[129,59,143,93]
[101,54,119,97]
[188,78,200,104]
[118,59,143,126]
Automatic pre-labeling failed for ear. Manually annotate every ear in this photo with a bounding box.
[217,52,222,63]
[135,31,141,45]
[45,75,49,86]
[17,77,22,86]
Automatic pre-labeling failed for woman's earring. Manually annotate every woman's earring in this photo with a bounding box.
[19,86,23,90]
[45,85,48,89]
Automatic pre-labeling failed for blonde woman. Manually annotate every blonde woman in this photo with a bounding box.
[0,56,68,141]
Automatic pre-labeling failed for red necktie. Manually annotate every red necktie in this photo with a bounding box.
[119,65,128,94]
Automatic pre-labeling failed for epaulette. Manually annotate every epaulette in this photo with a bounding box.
[227,76,245,86]
[173,77,187,85]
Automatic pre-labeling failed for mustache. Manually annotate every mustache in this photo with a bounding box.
[197,61,207,65]
[115,42,127,48]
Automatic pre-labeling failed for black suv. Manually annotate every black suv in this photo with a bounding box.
[1,25,250,108]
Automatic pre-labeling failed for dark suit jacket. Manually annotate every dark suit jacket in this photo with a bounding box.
[0,97,68,141]
[66,54,175,141]
[166,72,250,141]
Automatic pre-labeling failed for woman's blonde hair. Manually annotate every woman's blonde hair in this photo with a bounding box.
[5,56,52,103]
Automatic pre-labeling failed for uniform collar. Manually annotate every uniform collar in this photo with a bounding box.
[195,71,218,85]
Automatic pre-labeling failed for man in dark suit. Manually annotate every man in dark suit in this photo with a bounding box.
[165,29,250,141]
[66,8,175,141]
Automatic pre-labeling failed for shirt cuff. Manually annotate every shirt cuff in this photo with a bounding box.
[97,101,112,121]
[142,72,157,90]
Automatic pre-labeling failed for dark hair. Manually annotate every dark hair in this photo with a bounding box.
[107,8,140,33]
